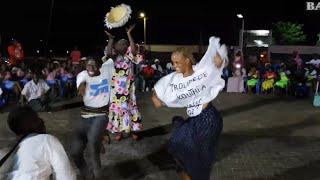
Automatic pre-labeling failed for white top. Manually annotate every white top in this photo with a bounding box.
[0,88,2,96]
[154,36,228,117]
[0,134,76,180]
[139,64,147,72]
[306,59,320,66]
[151,64,164,73]
[166,62,175,71]
[21,79,50,102]
[76,58,114,109]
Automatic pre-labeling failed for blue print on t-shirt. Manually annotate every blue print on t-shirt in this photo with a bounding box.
[89,79,109,96]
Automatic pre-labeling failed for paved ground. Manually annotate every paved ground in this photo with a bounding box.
[1,92,320,180]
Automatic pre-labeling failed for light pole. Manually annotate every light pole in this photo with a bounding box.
[237,14,244,52]
[45,0,54,58]
[140,12,147,46]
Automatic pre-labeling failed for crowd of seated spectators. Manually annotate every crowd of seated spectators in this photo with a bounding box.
[0,58,86,111]
[224,53,320,98]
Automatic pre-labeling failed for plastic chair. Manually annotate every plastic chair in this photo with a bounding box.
[46,80,57,85]
[3,81,15,90]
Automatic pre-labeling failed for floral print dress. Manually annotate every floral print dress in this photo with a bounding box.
[107,53,142,133]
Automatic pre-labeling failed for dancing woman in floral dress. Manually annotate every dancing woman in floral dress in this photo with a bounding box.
[105,25,142,141]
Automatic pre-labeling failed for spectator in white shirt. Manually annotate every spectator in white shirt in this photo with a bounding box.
[151,59,164,73]
[152,59,164,82]
[166,61,175,74]
[0,105,76,180]
[21,72,51,112]
[305,54,320,67]
[306,59,320,67]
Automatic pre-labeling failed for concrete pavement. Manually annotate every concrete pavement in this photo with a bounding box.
[1,92,320,179]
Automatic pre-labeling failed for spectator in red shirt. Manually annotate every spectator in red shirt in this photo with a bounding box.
[142,61,154,91]
[7,39,24,66]
[70,45,81,65]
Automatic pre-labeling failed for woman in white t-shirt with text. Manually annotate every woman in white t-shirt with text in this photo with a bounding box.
[151,36,227,180]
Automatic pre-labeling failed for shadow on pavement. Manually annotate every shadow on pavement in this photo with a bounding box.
[137,124,173,139]
[99,145,176,180]
[51,101,83,112]
[126,96,320,179]
[101,159,146,180]
[220,97,287,116]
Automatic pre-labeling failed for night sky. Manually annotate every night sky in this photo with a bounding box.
[0,0,319,56]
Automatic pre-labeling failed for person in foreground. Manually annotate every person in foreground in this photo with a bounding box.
[71,56,114,179]
[0,105,76,180]
[151,36,228,180]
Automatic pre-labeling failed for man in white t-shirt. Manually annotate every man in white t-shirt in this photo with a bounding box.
[151,59,164,73]
[21,72,51,112]
[152,59,164,82]
[70,56,114,180]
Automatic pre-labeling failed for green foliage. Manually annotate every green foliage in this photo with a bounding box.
[273,21,306,45]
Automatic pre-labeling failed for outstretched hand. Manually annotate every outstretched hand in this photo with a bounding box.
[104,30,115,39]
[126,24,136,34]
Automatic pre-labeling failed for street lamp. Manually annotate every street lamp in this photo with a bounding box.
[45,0,54,58]
[140,12,147,46]
[237,14,244,52]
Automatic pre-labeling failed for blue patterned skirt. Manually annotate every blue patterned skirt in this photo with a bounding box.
[168,103,223,180]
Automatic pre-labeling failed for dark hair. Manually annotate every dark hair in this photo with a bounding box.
[33,71,42,77]
[235,50,242,57]
[86,55,102,68]
[7,105,40,135]
[53,63,60,69]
